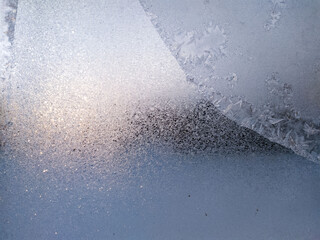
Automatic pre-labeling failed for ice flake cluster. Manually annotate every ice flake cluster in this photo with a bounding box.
[264,0,286,31]
[140,0,320,163]
[173,24,227,64]
[1,0,320,163]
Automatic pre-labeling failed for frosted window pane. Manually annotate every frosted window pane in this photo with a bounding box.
[1,0,320,239]
[140,0,320,162]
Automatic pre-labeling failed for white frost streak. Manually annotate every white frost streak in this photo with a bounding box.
[264,0,286,31]
[0,1,11,80]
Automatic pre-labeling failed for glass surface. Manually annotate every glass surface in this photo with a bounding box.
[1,0,320,239]
[140,0,320,162]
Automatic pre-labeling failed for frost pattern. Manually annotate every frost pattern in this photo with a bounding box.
[1,1,320,239]
[142,5,229,88]
[199,74,320,162]
[0,0,18,149]
[264,0,286,31]
[226,73,238,89]
[140,0,320,163]
[174,24,227,64]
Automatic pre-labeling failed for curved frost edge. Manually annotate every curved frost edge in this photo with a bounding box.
[139,0,320,163]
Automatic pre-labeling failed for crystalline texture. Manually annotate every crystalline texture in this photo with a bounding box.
[139,0,320,163]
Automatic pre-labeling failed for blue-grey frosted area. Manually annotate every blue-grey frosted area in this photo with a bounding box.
[140,0,320,162]
[1,0,320,239]
[1,149,320,240]
[0,148,320,240]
